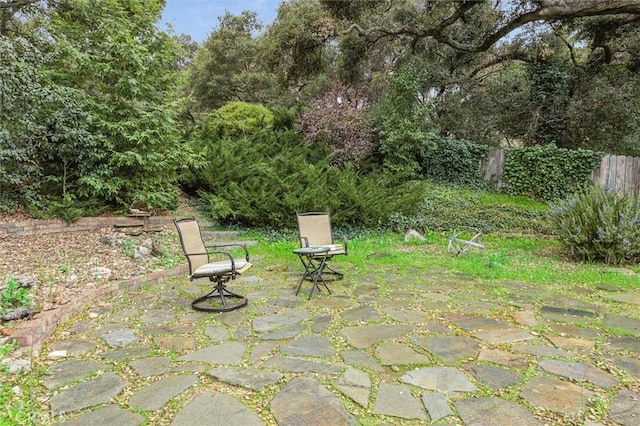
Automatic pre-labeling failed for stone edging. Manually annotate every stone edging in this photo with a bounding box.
[10,265,188,356]
[0,216,175,237]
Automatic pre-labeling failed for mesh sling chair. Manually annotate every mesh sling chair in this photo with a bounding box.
[174,218,251,312]
[296,212,348,279]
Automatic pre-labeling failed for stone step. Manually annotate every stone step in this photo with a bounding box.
[205,240,258,249]
[201,230,241,240]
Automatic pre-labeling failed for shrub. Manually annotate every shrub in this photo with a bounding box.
[420,137,490,189]
[194,130,426,228]
[295,81,375,167]
[204,102,274,139]
[551,186,640,264]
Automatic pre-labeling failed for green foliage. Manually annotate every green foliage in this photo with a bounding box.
[420,137,490,188]
[529,61,573,145]
[204,102,274,139]
[502,144,603,201]
[552,186,640,264]
[270,106,298,130]
[373,60,437,177]
[47,194,86,223]
[188,11,275,111]
[389,183,552,234]
[0,0,187,213]
[49,0,185,211]
[261,0,332,85]
[564,69,640,155]
[435,62,531,147]
[0,36,95,212]
[192,129,425,228]
[0,277,32,315]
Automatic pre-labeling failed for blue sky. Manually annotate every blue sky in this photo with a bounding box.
[161,0,282,43]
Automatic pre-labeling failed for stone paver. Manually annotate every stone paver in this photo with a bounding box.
[537,359,618,388]
[333,366,371,407]
[421,392,453,422]
[281,334,335,357]
[42,359,110,389]
[608,389,640,426]
[129,356,170,377]
[49,372,126,416]
[101,329,139,348]
[129,374,198,411]
[171,392,264,426]
[252,309,311,332]
[603,314,640,335]
[412,335,479,362]
[465,364,522,390]
[399,367,477,394]
[208,367,283,390]
[372,383,426,420]
[35,254,640,425]
[455,397,541,425]
[270,376,357,425]
[341,324,413,348]
[375,342,430,365]
[57,404,144,426]
[49,338,97,355]
[262,356,342,373]
[520,375,593,415]
[177,341,247,364]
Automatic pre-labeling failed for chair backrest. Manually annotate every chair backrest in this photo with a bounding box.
[297,212,334,247]
[174,218,208,273]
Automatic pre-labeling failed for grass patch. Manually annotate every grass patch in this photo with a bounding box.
[250,229,639,289]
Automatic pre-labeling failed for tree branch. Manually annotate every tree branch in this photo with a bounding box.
[340,0,640,53]
[0,0,39,9]
[0,0,39,35]
[469,51,533,79]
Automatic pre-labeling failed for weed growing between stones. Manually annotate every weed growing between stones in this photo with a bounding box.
[0,276,33,316]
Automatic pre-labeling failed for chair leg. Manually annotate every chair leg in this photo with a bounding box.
[321,263,344,280]
[191,280,247,313]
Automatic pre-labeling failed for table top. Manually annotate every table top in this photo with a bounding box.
[293,246,330,255]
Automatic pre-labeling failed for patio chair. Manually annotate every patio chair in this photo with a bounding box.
[296,212,348,279]
[447,228,485,256]
[174,217,251,312]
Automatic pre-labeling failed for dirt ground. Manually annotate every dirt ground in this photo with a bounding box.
[0,217,183,327]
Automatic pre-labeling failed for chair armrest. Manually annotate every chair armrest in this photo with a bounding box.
[299,236,310,247]
[210,250,238,271]
[205,243,250,262]
[187,250,238,273]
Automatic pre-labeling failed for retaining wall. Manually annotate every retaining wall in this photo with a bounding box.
[0,216,175,237]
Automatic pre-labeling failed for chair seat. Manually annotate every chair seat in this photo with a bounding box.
[322,245,346,256]
[191,260,252,279]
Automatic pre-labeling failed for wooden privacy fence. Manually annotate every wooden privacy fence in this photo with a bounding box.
[480,149,640,196]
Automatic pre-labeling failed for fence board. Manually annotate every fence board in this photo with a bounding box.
[625,156,634,194]
[615,155,626,191]
[633,157,640,196]
[600,155,610,188]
